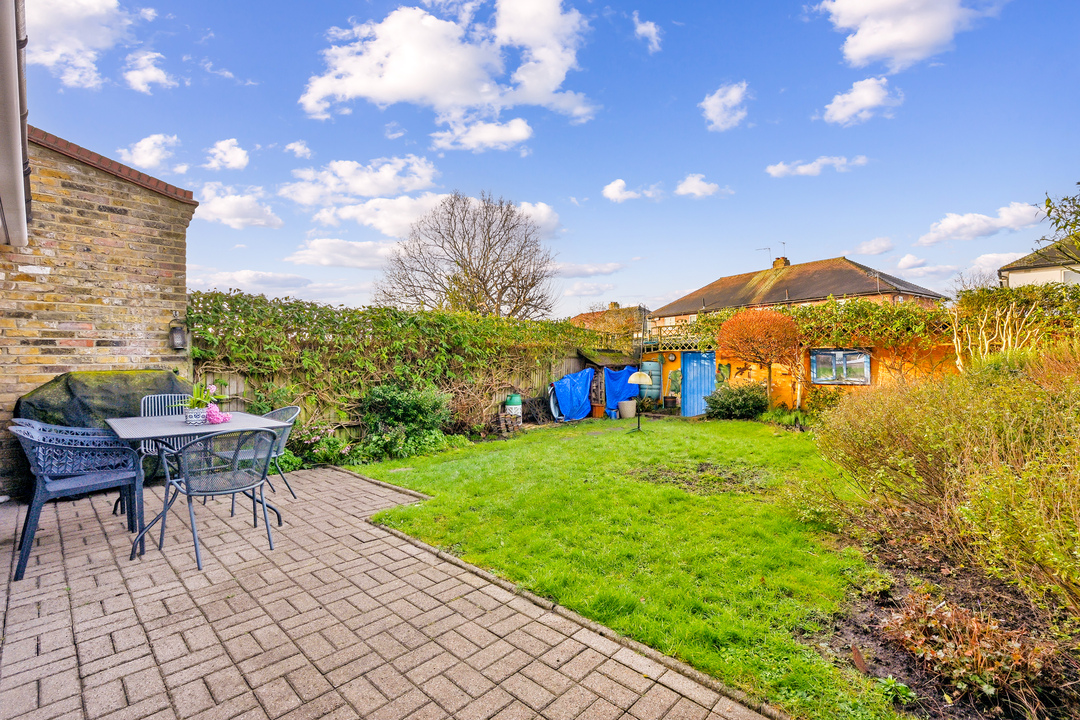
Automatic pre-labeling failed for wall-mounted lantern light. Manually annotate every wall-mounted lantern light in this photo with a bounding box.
[169,317,187,350]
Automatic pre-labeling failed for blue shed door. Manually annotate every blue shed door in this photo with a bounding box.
[681,352,716,417]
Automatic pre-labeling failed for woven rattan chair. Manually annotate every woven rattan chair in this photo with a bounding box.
[9,424,144,581]
[141,429,276,570]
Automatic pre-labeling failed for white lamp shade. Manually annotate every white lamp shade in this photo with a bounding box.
[628,371,653,385]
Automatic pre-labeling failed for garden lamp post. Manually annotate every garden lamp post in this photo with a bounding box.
[627,370,653,432]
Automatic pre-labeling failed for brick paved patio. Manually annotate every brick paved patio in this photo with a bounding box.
[0,467,767,720]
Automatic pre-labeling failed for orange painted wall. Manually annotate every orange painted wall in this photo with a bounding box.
[642,343,956,409]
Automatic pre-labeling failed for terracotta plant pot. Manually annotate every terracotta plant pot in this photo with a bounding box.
[590,403,605,418]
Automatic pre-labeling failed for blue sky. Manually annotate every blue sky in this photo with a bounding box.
[26,0,1080,316]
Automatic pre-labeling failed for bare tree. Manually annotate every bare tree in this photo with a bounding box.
[951,268,999,294]
[371,191,557,320]
[1033,181,1080,268]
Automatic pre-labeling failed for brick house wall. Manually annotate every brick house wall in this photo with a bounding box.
[0,127,197,495]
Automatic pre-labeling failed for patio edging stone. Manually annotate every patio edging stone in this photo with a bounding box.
[352,470,789,720]
[330,466,432,500]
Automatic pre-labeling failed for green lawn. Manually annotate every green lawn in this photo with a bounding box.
[358,417,901,720]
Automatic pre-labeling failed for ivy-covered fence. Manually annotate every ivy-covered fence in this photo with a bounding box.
[187,290,603,432]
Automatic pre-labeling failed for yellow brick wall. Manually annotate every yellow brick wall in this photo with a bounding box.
[0,142,196,494]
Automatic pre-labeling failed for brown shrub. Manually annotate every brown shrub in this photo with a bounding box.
[882,592,1059,711]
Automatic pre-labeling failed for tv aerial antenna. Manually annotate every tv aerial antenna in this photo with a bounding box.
[865,269,882,292]
[756,247,772,263]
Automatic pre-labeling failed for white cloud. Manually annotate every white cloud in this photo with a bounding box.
[117,133,179,170]
[556,262,624,278]
[902,263,959,278]
[190,269,311,291]
[385,122,406,140]
[564,281,615,297]
[916,201,1041,246]
[203,139,250,171]
[173,163,189,174]
[632,11,662,53]
[765,155,868,178]
[823,77,903,126]
[300,3,595,134]
[601,179,660,203]
[123,50,177,94]
[280,155,438,206]
[25,0,136,88]
[897,253,925,270]
[138,8,157,21]
[186,267,370,302]
[431,118,533,152]
[193,183,284,230]
[285,141,312,159]
[852,236,894,255]
[518,201,560,239]
[815,0,1004,73]
[199,59,235,79]
[602,180,638,203]
[675,174,730,199]
[700,81,749,132]
[318,192,449,238]
[284,238,394,268]
[969,252,1025,275]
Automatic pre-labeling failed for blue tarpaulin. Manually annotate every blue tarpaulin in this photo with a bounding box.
[553,368,594,422]
[604,366,639,411]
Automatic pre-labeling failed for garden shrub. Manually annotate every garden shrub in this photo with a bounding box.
[704,382,768,420]
[356,385,466,461]
[804,384,845,417]
[758,406,811,430]
[290,421,367,466]
[882,591,1058,709]
[815,342,1080,612]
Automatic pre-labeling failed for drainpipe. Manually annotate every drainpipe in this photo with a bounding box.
[0,0,29,247]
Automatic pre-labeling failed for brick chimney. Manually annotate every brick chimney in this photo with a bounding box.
[772,256,791,269]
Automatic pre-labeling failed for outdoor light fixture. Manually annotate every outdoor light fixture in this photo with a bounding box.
[168,317,187,350]
[627,370,653,432]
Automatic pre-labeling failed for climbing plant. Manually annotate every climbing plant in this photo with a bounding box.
[187,290,605,431]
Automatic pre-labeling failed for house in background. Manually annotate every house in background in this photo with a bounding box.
[641,256,948,415]
[998,241,1080,287]
[569,301,648,338]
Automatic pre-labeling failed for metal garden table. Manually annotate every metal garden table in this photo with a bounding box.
[105,412,291,559]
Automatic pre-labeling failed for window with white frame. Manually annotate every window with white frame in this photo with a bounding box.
[810,349,871,385]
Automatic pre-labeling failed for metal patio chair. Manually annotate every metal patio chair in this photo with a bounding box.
[111,393,193,516]
[139,429,276,571]
[140,393,193,473]
[9,424,144,582]
[259,406,300,498]
[214,406,300,500]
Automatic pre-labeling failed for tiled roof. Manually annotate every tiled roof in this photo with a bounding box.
[649,256,945,319]
[28,126,198,206]
[998,240,1080,273]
